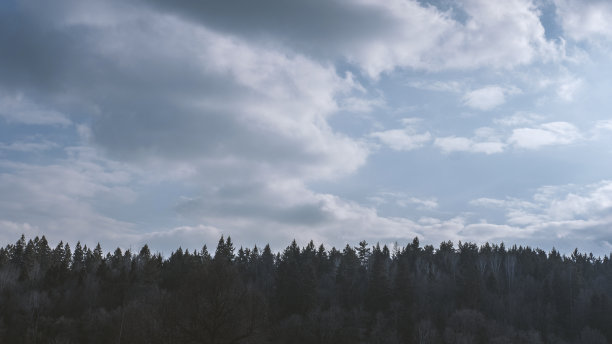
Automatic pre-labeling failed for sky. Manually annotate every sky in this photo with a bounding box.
[2,0,612,256]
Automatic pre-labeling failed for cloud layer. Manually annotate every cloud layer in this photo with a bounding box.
[1,0,612,256]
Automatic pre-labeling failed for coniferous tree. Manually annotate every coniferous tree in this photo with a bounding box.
[1,234,612,344]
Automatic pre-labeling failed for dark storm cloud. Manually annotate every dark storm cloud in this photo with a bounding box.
[145,0,395,58]
[174,181,333,226]
[176,195,332,226]
[0,4,83,92]
[91,103,325,168]
[0,0,365,180]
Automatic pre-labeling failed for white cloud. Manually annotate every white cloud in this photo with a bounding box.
[401,197,439,210]
[0,140,58,153]
[406,80,464,93]
[370,118,432,151]
[353,0,560,76]
[434,136,506,154]
[0,221,41,245]
[370,130,432,151]
[471,141,507,154]
[0,147,138,248]
[556,74,583,101]
[508,121,581,149]
[470,198,508,208]
[463,85,519,110]
[592,120,612,140]
[435,136,473,152]
[542,182,612,221]
[339,96,385,113]
[494,112,544,126]
[435,127,506,154]
[0,94,71,126]
[127,225,223,255]
[406,118,591,155]
[594,119,612,131]
[373,191,438,210]
[469,181,612,251]
[555,0,612,42]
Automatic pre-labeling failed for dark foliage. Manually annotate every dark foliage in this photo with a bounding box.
[1,234,611,343]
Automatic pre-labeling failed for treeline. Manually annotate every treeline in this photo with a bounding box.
[0,235,611,343]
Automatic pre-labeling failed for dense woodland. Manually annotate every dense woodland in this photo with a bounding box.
[0,235,611,343]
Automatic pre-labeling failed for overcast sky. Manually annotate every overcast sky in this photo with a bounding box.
[2,0,612,256]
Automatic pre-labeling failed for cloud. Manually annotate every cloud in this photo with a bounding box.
[0,2,370,183]
[354,0,561,75]
[555,0,612,42]
[434,127,506,154]
[175,180,334,227]
[370,192,438,210]
[508,121,581,149]
[0,146,138,248]
[435,136,506,154]
[494,112,544,126]
[0,139,58,153]
[172,179,425,249]
[592,119,612,140]
[128,225,223,255]
[98,18,367,181]
[462,85,519,110]
[433,119,588,154]
[148,0,561,77]
[433,120,591,154]
[370,130,432,151]
[370,118,432,151]
[388,117,587,155]
[556,74,583,101]
[400,197,439,210]
[406,80,464,93]
[0,221,41,245]
[469,180,612,253]
[2,0,609,257]
[0,93,71,126]
[339,96,386,113]
[594,119,612,131]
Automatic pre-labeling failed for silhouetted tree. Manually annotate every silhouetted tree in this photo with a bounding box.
[0,234,611,344]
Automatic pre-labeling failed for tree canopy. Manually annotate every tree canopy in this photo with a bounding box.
[0,235,611,343]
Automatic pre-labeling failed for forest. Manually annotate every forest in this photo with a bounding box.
[0,234,611,344]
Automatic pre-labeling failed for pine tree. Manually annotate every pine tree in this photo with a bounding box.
[366,243,391,312]
[214,235,235,262]
[201,244,212,263]
[356,240,371,269]
[36,236,50,270]
[72,241,84,272]
[93,243,103,261]
[276,240,315,316]
[10,234,26,267]
[336,244,362,309]
[20,239,36,280]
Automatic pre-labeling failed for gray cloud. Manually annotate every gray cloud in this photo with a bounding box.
[176,196,332,227]
[1,0,368,180]
[145,0,395,59]
[0,148,137,248]
[0,0,372,250]
[144,0,561,76]
[1,0,607,256]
